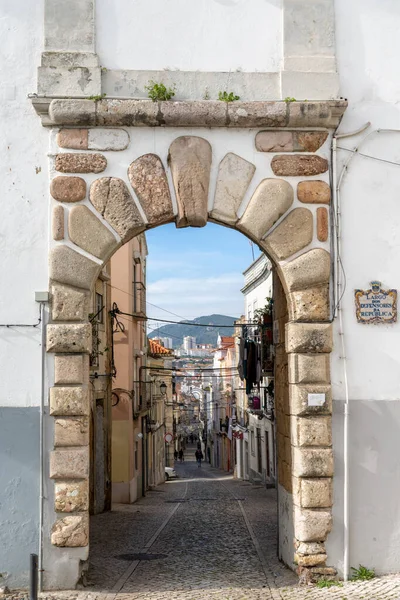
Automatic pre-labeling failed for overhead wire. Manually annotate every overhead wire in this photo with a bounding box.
[111,304,253,328]
[0,303,42,328]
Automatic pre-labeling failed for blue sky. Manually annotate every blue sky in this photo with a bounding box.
[145,222,261,330]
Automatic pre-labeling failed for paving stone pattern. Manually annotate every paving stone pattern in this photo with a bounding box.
[7,450,400,600]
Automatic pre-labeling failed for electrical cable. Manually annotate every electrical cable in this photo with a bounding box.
[336,146,400,168]
[111,305,256,328]
[0,304,42,328]
[89,305,105,323]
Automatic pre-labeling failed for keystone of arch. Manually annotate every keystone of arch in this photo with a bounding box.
[168,136,212,228]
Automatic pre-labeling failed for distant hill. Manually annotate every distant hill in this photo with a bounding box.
[148,314,237,349]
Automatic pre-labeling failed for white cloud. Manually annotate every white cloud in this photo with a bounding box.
[147,273,244,320]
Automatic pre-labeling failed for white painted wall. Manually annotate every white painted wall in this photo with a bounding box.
[0,0,48,408]
[328,0,400,576]
[96,0,282,73]
[243,274,273,322]
[0,0,49,588]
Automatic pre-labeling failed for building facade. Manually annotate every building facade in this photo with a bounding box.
[110,234,148,504]
[234,254,275,486]
[2,0,400,589]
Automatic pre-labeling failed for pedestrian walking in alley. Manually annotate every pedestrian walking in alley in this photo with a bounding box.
[195,448,203,467]
[174,449,178,461]
[179,448,184,462]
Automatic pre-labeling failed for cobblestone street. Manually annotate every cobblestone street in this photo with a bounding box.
[58,447,400,600]
[7,448,400,600]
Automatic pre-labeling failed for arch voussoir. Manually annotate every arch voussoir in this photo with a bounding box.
[50,246,99,291]
[128,153,175,227]
[168,136,211,228]
[261,207,313,263]
[69,205,121,261]
[211,152,255,225]
[237,178,294,240]
[90,177,146,243]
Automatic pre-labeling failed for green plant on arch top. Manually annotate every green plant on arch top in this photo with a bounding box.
[145,81,176,102]
[218,91,240,102]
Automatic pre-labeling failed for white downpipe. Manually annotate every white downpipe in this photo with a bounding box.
[332,122,370,582]
[39,302,46,592]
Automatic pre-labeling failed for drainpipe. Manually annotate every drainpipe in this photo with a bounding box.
[332,123,370,581]
[38,301,47,592]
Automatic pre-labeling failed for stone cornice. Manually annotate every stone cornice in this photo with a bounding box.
[32,98,347,129]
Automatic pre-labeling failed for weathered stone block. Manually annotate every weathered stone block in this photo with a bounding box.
[288,354,330,384]
[289,384,332,416]
[262,208,313,261]
[227,102,287,128]
[50,386,89,416]
[293,447,333,478]
[256,131,328,153]
[297,181,331,204]
[256,131,293,152]
[280,249,330,292]
[317,207,329,242]
[88,128,130,151]
[50,448,89,479]
[287,102,338,128]
[293,477,333,509]
[57,129,88,150]
[95,99,159,127]
[51,283,88,322]
[309,567,337,576]
[52,205,64,241]
[291,416,332,447]
[286,323,332,354]
[294,507,332,542]
[288,286,330,322]
[47,324,92,354]
[54,355,85,385]
[49,100,97,126]
[69,205,119,260]
[168,136,212,228]
[295,541,326,555]
[162,100,227,127]
[51,514,89,547]
[51,176,87,203]
[128,154,174,227]
[271,155,328,177]
[238,178,293,239]
[294,553,327,567]
[50,245,99,290]
[55,480,89,513]
[296,132,328,153]
[211,153,255,225]
[90,177,145,243]
[55,153,107,174]
[54,417,89,447]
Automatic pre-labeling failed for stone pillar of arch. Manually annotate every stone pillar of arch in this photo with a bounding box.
[43,99,346,586]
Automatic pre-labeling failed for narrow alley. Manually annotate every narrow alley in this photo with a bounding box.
[86,445,294,599]
[63,449,399,600]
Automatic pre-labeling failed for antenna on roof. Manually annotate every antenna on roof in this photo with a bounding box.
[249,240,255,261]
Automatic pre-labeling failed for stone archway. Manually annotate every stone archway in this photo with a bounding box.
[45,99,344,587]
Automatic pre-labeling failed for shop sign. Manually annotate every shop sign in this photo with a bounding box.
[354,281,397,324]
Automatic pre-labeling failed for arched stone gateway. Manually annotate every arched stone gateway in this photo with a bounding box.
[45,99,346,585]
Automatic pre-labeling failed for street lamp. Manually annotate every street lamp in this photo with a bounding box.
[160,381,167,396]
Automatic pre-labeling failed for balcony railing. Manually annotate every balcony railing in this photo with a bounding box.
[132,281,146,319]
